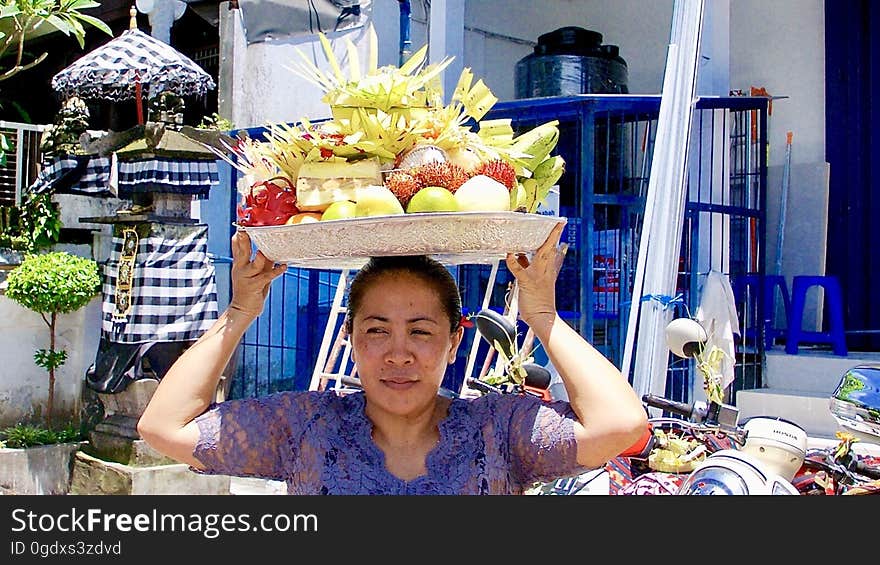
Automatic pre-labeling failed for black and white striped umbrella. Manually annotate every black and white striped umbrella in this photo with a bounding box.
[51,28,215,102]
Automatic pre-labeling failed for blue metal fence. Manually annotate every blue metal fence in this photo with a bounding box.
[215,94,768,406]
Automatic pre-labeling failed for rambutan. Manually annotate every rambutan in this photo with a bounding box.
[474,159,517,191]
[384,170,421,207]
[411,161,471,194]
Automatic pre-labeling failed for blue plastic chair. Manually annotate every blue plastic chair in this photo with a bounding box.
[763,275,791,347]
[785,275,847,356]
[731,274,790,349]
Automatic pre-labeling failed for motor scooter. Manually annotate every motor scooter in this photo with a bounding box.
[472,309,824,495]
[631,393,808,495]
[607,317,810,495]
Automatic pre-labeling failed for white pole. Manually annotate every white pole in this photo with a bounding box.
[623,0,706,403]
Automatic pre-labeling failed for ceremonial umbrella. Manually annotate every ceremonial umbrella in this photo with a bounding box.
[50,28,215,123]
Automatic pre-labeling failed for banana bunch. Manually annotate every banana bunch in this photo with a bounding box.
[501,120,564,213]
[509,120,561,173]
[518,154,565,213]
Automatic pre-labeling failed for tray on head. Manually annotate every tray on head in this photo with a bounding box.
[239,211,567,270]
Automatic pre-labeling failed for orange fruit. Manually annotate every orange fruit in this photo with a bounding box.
[285,212,322,225]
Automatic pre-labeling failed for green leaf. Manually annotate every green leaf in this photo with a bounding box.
[68,0,103,9]
[43,14,73,36]
[0,6,22,19]
[318,32,344,83]
[345,37,360,82]
[367,23,378,72]
[35,348,67,371]
[399,44,428,76]
[72,12,111,36]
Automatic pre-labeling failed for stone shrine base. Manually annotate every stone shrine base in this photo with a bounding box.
[68,379,230,495]
[69,450,230,495]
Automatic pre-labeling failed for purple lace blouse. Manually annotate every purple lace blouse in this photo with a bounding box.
[192,390,591,495]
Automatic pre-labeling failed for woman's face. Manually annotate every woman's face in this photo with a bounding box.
[350,272,463,417]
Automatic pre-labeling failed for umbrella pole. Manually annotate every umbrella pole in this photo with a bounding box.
[135,71,144,125]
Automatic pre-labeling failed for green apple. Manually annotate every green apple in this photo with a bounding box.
[355,185,405,217]
[406,186,459,213]
[321,200,358,221]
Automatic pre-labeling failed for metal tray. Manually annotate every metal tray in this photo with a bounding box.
[240,211,566,270]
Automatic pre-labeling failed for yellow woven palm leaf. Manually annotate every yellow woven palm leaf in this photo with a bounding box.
[318,32,345,83]
[345,38,361,82]
[398,44,428,75]
[367,24,378,72]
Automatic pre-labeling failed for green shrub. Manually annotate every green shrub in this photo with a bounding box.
[0,193,62,253]
[5,251,101,429]
[0,422,85,449]
[197,112,235,131]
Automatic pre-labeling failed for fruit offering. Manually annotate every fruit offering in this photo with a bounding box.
[225,25,566,227]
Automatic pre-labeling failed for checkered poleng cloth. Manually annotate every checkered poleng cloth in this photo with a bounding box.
[101,223,218,344]
[117,157,218,198]
[28,154,114,196]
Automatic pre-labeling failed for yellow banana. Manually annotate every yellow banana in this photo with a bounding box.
[477,118,515,146]
[510,181,528,211]
[509,121,560,172]
[532,154,565,183]
[528,155,565,213]
[520,178,539,214]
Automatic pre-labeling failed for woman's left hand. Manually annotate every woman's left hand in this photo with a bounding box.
[505,221,568,326]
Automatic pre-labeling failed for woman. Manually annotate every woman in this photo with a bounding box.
[137,222,647,494]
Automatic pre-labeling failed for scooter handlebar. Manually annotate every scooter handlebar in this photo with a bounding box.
[642,394,695,419]
[465,377,504,396]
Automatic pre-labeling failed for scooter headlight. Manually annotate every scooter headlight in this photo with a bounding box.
[677,465,749,495]
[676,449,799,495]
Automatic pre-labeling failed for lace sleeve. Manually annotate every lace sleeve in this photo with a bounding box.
[503,395,592,485]
[191,391,301,480]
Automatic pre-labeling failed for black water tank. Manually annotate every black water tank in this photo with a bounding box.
[515,26,629,98]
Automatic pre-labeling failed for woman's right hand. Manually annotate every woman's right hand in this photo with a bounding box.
[505,221,567,327]
[228,230,287,318]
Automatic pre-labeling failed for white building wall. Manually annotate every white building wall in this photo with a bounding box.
[730,0,825,168]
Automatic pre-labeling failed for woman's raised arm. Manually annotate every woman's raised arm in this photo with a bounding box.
[137,231,287,468]
[505,222,647,468]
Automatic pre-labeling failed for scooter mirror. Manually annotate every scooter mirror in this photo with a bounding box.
[523,363,552,390]
[829,364,880,443]
[665,318,708,359]
[474,308,517,360]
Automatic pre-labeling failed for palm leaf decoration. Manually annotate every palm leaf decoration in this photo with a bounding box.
[288,24,454,113]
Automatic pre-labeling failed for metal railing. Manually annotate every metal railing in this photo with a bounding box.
[0,121,50,206]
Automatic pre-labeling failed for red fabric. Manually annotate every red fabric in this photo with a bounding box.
[616,472,685,495]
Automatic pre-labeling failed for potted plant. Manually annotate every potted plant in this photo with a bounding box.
[0,251,101,494]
